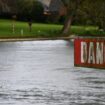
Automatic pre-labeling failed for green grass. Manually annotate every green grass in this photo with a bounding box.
[0,19,63,38]
[0,19,105,38]
[71,26,105,36]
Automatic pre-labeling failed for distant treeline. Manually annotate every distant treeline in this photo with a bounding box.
[0,0,105,31]
[0,0,46,22]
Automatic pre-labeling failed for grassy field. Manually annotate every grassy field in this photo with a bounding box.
[0,19,105,38]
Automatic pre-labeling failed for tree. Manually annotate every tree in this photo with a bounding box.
[17,0,44,22]
[61,0,83,34]
[17,0,34,19]
[31,0,44,22]
[61,0,105,34]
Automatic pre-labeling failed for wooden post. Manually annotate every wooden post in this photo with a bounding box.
[28,18,32,32]
[12,15,17,34]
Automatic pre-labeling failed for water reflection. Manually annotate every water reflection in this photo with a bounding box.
[0,40,105,105]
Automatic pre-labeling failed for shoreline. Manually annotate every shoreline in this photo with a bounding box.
[0,37,73,42]
[0,35,105,42]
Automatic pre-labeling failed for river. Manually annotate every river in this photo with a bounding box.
[0,40,105,105]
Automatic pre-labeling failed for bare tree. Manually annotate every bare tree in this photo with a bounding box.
[61,0,83,35]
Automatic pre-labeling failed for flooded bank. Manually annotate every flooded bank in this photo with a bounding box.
[0,40,105,105]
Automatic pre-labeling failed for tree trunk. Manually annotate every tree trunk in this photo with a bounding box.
[61,15,72,35]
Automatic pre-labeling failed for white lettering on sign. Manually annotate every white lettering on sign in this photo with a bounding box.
[96,42,104,64]
[81,41,104,64]
[88,42,95,64]
[81,42,87,63]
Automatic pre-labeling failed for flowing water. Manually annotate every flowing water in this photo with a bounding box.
[0,40,105,105]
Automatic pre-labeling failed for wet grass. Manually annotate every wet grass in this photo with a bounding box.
[0,19,62,38]
[0,19,105,38]
[71,26,105,36]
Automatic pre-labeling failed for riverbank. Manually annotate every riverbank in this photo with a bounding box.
[0,19,104,39]
[1,35,105,42]
[0,36,73,42]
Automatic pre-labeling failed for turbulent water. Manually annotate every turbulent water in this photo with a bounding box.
[0,40,105,105]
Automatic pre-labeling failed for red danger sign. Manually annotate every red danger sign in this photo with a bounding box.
[74,38,105,68]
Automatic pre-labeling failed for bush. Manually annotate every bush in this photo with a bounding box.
[31,1,44,22]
